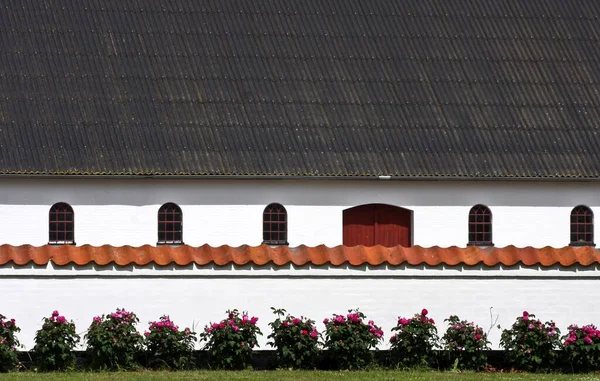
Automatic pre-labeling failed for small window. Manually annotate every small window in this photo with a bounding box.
[570,205,594,246]
[263,203,288,245]
[468,204,492,246]
[158,203,183,245]
[49,203,75,245]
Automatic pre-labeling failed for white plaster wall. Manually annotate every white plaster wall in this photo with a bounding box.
[0,178,598,247]
[2,263,600,350]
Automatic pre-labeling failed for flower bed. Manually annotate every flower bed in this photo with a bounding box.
[3,308,600,372]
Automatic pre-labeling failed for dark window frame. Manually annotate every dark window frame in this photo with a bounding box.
[263,203,288,245]
[570,205,595,247]
[49,202,75,245]
[467,204,493,246]
[157,203,183,245]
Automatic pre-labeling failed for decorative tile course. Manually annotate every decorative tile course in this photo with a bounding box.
[0,244,597,267]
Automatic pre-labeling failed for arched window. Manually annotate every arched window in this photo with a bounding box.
[49,203,75,245]
[263,203,288,245]
[570,205,594,246]
[468,204,492,246]
[158,203,183,245]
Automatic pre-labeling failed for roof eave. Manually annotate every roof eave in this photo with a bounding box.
[0,173,599,182]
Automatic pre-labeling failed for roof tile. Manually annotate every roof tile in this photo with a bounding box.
[0,244,598,268]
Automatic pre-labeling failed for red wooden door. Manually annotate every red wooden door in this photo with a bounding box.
[343,204,412,247]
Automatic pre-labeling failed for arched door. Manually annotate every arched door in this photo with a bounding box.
[343,204,412,247]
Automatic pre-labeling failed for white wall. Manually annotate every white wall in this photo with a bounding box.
[0,178,598,247]
[2,262,600,350]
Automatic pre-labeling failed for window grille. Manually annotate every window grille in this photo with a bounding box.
[570,205,594,246]
[468,204,492,246]
[158,203,183,245]
[49,203,75,245]
[263,203,288,245]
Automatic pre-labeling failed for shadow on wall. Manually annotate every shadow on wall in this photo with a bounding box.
[0,178,598,207]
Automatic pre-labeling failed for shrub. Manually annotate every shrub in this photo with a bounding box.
[267,307,320,369]
[323,309,383,370]
[199,309,262,369]
[144,315,196,370]
[33,310,80,371]
[562,324,600,372]
[85,308,143,370]
[499,311,560,372]
[389,309,438,368]
[442,315,490,370]
[0,314,20,372]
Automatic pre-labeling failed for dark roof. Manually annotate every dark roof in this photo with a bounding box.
[1,0,600,179]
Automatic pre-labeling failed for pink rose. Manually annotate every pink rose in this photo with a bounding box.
[232,325,239,332]
[323,318,329,324]
[390,335,396,343]
[310,330,318,338]
[523,311,529,317]
[398,318,408,325]
[421,309,428,316]
[301,330,308,335]
[52,310,59,317]
[283,321,288,327]
[57,316,66,323]
[292,318,301,325]
[475,334,482,340]
[250,317,259,325]
[585,337,593,345]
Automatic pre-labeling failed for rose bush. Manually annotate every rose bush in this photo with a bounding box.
[500,311,560,372]
[144,315,196,370]
[323,309,383,370]
[442,315,490,370]
[389,309,438,368]
[267,308,320,369]
[85,308,143,370]
[33,310,80,371]
[562,324,600,372]
[0,314,20,372]
[199,309,261,370]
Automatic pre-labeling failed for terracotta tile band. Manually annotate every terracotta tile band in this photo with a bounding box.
[0,244,598,268]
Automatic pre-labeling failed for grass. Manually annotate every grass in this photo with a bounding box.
[0,371,598,381]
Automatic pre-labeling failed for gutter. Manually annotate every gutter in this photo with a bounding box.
[0,173,598,182]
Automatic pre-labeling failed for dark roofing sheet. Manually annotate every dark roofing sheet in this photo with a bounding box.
[0,0,599,178]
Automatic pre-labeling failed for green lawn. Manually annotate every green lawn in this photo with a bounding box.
[0,371,597,381]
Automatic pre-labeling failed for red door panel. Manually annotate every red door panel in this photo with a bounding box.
[342,204,375,246]
[343,204,412,247]
[374,205,411,247]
